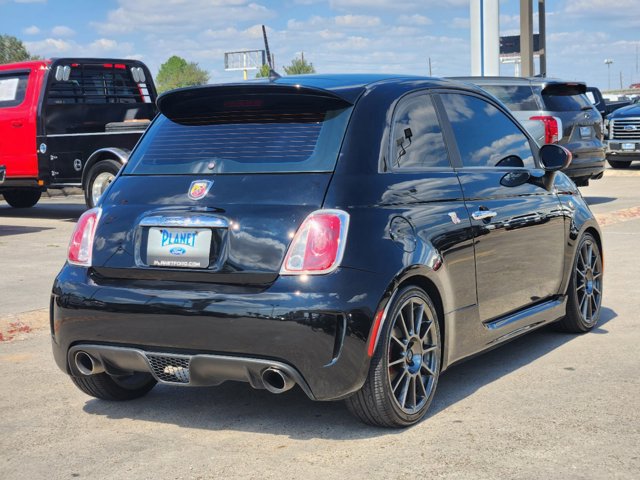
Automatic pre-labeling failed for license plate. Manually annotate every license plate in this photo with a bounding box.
[579,126,592,138]
[147,227,212,268]
[622,143,636,151]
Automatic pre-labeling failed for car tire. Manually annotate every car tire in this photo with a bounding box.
[607,159,632,169]
[345,286,441,427]
[2,189,42,208]
[70,372,157,401]
[555,233,603,333]
[84,159,121,208]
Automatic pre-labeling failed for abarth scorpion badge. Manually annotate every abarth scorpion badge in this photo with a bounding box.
[188,180,213,200]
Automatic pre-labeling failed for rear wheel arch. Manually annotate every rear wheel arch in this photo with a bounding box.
[81,148,130,189]
[370,269,446,366]
[584,226,602,260]
[395,275,445,347]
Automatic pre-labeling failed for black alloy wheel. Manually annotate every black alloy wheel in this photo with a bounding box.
[346,286,441,427]
[556,233,603,332]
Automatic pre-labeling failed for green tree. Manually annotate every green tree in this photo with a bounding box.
[0,35,38,64]
[155,55,210,93]
[255,63,271,78]
[283,54,315,75]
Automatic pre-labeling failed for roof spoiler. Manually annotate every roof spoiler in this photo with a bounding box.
[541,82,587,96]
[157,83,354,118]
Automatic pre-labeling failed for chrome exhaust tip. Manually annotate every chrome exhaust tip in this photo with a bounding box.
[74,351,104,376]
[261,367,295,394]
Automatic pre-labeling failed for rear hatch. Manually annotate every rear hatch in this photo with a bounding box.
[91,84,354,284]
[539,83,604,156]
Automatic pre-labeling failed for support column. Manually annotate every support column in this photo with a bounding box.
[538,0,546,77]
[520,0,534,77]
[470,0,500,76]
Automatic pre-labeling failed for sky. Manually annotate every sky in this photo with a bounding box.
[1,0,640,90]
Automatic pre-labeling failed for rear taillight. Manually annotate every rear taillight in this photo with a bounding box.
[530,115,562,144]
[281,209,349,275]
[68,208,101,266]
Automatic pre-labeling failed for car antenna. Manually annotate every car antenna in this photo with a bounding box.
[262,24,281,81]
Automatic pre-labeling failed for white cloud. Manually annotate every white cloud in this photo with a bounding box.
[397,14,432,26]
[93,0,275,34]
[51,25,75,37]
[451,17,469,29]
[23,25,40,35]
[90,38,119,51]
[24,37,133,58]
[330,0,467,9]
[334,14,381,28]
[565,0,639,14]
[24,38,73,54]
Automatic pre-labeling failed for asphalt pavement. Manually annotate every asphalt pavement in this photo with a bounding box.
[0,168,639,479]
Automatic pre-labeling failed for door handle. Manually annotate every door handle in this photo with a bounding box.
[472,210,498,221]
[11,121,23,128]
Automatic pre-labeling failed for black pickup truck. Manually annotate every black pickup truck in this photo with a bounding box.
[586,87,630,117]
[604,103,640,168]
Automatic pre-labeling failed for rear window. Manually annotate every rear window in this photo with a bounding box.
[542,92,592,112]
[124,95,353,175]
[481,85,539,111]
[47,63,152,105]
[0,72,28,108]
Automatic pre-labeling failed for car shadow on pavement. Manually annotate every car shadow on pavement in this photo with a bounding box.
[81,306,617,439]
[0,201,85,221]
[0,225,54,236]
[584,196,617,206]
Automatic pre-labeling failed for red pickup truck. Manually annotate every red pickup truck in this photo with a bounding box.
[0,58,157,208]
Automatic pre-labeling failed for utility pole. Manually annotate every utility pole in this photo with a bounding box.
[605,59,613,90]
[620,70,623,90]
[428,57,432,76]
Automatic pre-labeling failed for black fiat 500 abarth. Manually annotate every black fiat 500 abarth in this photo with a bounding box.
[51,74,603,427]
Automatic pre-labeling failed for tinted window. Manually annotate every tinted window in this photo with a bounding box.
[440,93,534,168]
[0,72,28,108]
[542,92,592,112]
[481,85,539,111]
[390,95,449,169]
[48,64,151,105]
[125,95,352,175]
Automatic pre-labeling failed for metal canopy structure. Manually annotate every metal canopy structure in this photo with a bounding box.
[470,0,547,77]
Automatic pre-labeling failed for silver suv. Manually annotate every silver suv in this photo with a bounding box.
[453,77,606,186]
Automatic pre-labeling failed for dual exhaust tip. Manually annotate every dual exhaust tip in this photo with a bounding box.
[261,367,295,394]
[74,351,104,376]
[74,351,295,394]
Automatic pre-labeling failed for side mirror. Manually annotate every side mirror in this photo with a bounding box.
[539,144,572,172]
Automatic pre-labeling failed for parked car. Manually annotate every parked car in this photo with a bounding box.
[51,74,603,428]
[0,58,157,208]
[604,102,640,168]
[585,86,630,117]
[453,76,606,186]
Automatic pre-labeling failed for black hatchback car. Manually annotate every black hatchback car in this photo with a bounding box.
[51,74,603,427]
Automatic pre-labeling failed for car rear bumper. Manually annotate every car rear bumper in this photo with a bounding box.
[563,149,605,180]
[51,265,386,401]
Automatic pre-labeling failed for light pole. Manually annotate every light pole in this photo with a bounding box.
[604,59,614,90]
